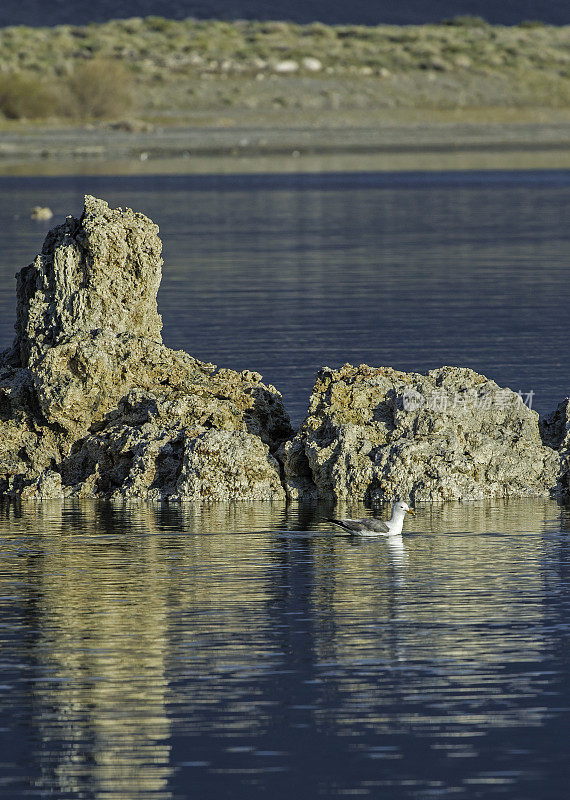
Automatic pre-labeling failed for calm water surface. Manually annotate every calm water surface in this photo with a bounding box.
[0,171,569,421]
[0,170,570,797]
[0,498,569,799]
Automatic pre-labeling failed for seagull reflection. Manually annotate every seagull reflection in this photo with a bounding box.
[387,535,408,586]
[346,531,408,585]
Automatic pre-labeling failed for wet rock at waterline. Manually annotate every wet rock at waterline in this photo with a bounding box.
[0,196,566,503]
[281,363,559,502]
[0,196,292,500]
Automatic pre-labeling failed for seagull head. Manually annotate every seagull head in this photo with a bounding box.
[394,500,415,515]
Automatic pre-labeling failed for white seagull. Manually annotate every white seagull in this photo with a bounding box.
[327,500,415,537]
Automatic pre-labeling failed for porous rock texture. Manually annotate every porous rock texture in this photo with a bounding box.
[281,363,559,503]
[0,196,292,500]
[540,398,570,495]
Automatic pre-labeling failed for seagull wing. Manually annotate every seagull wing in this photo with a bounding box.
[327,517,390,534]
[327,518,363,533]
[358,518,390,533]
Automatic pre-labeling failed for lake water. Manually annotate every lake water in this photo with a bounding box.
[0,169,569,798]
[0,497,569,799]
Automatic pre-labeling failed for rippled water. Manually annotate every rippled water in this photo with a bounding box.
[0,171,569,422]
[0,498,569,799]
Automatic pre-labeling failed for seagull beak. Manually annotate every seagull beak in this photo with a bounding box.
[406,508,415,515]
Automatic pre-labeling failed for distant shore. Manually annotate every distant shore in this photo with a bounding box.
[3,17,570,174]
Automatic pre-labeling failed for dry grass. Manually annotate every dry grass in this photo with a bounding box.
[0,73,56,119]
[64,59,134,119]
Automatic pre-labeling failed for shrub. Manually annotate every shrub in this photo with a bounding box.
[65,58,134,119]
[518,20,547,28]
[441,15,489,27]
[0,72,56,119]
[144,16,175,33]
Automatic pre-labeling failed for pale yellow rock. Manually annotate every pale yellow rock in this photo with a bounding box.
[282,363,559,503]
[0,196,292,501]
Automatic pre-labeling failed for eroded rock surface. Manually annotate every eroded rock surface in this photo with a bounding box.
[281,363,559,503]
[0,196,292,500]
[14,194,163,368]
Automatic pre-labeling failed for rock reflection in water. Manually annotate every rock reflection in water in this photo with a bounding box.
[0,497,567,799]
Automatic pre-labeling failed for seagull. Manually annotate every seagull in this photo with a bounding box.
[327,500,415,537]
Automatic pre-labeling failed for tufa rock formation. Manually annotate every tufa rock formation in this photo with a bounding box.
[281,363,559,503]
[0,196,292,500]
[0,196,565,504]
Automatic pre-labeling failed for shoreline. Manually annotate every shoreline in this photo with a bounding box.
[3,119,570,175]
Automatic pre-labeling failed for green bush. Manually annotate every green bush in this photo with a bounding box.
[0,72,56,119]
[65,58,134,119]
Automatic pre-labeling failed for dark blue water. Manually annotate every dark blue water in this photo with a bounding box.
[0,498,569,800]
[0,171,568,423]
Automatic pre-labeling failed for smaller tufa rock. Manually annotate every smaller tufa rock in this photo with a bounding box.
[30,206,53,221]
[282,363,558,503]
